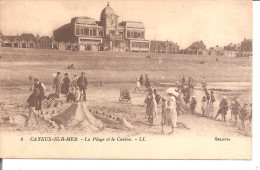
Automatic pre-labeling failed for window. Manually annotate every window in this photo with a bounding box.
[99,30,103,37]
[80,29,84,35]
[76,28,80,35]
[127,31,130,38]
[130,32,134,38]
[84,28,89,35]
[93,29,97,36]
[138,33,141,38]
[90,29,93,36]
[134,32,138,38]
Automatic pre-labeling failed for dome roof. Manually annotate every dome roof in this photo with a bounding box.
[101,2,117,16]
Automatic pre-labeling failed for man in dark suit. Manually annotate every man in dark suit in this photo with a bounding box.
[77,72,88,101]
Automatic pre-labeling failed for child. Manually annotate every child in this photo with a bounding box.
[230,99,241,123]
[201,96,207,116]
[66,85,76,102]
[210,91,215,107]
[161,97,167,134]
[75,86,81,102]
[25,89,40,126]
[240,103,249,127]
[190,96,197,114]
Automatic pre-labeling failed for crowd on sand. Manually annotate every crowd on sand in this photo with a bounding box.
[25,72,252,135]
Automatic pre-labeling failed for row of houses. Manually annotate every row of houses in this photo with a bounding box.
[0,32,180,53]
[0,32,252,57]
[180,39,252,57]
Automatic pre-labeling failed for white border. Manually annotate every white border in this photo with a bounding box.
[2,1,260,170]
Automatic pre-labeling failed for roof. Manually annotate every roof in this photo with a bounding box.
[120,21,145,29]
[101,3,117,16]
[71,17,96,25]
[39,36,51,40]
[18,33,36,41]
[2,35,19,41]
[188,40,206,50]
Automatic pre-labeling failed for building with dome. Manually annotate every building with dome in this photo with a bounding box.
[52,2,150,52]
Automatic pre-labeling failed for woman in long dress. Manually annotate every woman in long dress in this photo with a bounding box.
[146,88,157,125]
[164,88,179,134]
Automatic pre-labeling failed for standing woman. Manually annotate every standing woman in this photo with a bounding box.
[62,73,70,95]
[165,88,179,134]
[146,88,157,125]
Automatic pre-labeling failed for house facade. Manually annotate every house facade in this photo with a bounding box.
[52,3,150,52]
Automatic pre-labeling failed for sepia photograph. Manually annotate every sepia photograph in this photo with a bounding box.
[0,0,254,159]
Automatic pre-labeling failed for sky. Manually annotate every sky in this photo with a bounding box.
[0,0,253,48]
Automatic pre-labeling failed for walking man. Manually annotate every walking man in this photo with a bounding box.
[54,72,62,98]
[77,72,88,101]
[32,78,46,111]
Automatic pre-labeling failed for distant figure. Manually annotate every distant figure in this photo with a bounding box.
[139,75,144,85]
[25,89,40,126]
[145,78,151,89]
[215,96,228,121]
[201,96,207,116]
[51,73,57,90]
[54,72,62,98]
[77,72,88,101]
[71,64,75,69]
[61,73,70,95]
[209,91,216,107]
[240,103,249,127]
[146,88,157,125]
[29,75,33,91]
[154,89,161,105]
[134,78,141,93]
[190,96,197,114]
[205,88,210,107]
[176,81,181,90]
[161,97,167,133]
[145,74,149,87]
[201,76,207,90]
[181,76,186,85]
[32,78,46,111]
[231,99,241,123]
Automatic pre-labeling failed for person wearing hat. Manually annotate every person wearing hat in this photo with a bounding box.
[54,72,62,98]
[205,88,210,107]
[181,75,186,85]
[77,72,88,101]
[145,78,150,89]
[165,87,179,134]
[190,96,197,114]
[61,73,70,95]
[230,98,241,123]
[146,88,157,125]
[25,88,40,126]
[215,96,229,121]
[71,74,78,87]
[32,78,46,111]
[240,103,249,127]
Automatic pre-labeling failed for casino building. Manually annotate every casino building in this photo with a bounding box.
[53,2,150,52]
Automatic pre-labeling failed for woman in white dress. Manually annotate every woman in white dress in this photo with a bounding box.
[165,88,179,134]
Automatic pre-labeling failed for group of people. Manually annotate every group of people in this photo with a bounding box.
[25,72,89,126]
[144,75,252,133]
[53,72,88,101]
[134,74,151,92]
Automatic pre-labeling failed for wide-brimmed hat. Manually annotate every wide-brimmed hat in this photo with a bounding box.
[166,88,179,97]
[192,96,196,98]
[64,73,68,76]
[57,72,61,74]
[81,72,85,75]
